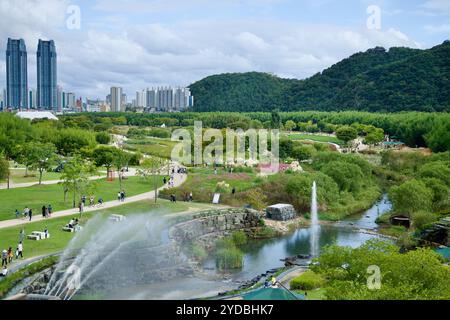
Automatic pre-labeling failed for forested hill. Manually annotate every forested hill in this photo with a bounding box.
[189,41,450,112]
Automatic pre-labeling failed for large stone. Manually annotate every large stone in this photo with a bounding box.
[265,203,297,221]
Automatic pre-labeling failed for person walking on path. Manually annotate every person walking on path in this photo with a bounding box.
[117,191,121,202]
[1,249,7,266]
[28,208,33,221]
[7,247,13,263]
[42,205,46,218]
[48,204,53,217]
[15,209,20,219]
[19,228,25,243]
[78,202,84,215]
[17,242,23,259]
[23,207,29,219]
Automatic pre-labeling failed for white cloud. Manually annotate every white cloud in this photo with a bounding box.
[0,1,423,99]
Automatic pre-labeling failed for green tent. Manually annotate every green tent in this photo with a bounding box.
[241,287,305,300]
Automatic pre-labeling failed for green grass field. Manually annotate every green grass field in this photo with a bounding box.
[160,167,265,204]
[125,137,178,159]
[1,169,63,184]
[0,199,213,260]
[284,133,343,145]
[0,176,164,221]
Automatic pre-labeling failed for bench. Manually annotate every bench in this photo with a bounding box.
[62,225,82,233]
[27,231,50,241]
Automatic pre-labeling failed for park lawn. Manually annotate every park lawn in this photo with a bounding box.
[160,167,265,204]
[284,133,343,145]
[125,137,178,159]
[0,199,214,260]
[2,169,62,184]
[0,175,164,221]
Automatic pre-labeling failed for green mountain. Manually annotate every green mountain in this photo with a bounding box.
[189,41,450,112]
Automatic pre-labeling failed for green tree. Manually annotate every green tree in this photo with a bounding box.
[364,127,384,147]
[321,161,363,193]
[418,161,450,186]
[425,118,450,152]
[389,179,433,216]
[336,126,358,149]
[54,128,97,155]
[92,146,117,177]
[421,178,448,208]
[137,156,164,203]
[26,142,58,184]
[59,156,97,208]
[95,132,111,145]
[0,157,9,185]
[113,150,131,191]
[271,109,281,129]
[284,120,296,131]
[291,145,315,161]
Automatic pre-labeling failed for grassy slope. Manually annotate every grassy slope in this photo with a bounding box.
[0,176,164,221]
[284,133,344,145]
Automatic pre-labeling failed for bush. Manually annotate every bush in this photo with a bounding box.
[147,128,171,138]
[95,132,111,144]
[215,247,244,270]
[232,231,248,247]
[290,270,326,290]
[190,243,208,261]
[412,211,437,230]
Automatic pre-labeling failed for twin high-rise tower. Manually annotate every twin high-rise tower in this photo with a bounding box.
[6,38,28,109]
[5,38,57,111]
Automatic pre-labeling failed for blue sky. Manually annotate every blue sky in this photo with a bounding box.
[0,0,449,99]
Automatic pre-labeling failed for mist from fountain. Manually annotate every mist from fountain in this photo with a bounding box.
[310,181,320,257]
[44,213,174,300]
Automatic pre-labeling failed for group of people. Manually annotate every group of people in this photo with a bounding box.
[117,190,126,202]
[78,194,105,214]
[41,204,53,218]
[1,241,24,277]
[16,205,52,221]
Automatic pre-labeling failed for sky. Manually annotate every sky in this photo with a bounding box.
[0,0,449,100]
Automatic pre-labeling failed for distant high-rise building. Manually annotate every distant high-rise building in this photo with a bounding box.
[121,93,127,109]
[56,86,63,112]
[6,38,28,109]
[110,87,123,112]
[146,88,156,109]
[66,92,76,109]
[37,39,57,110]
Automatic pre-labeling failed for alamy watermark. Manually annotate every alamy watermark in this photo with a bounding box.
[170,121,280,173]
[367,5,381,30]
[367,265,381,290]
[66,5,81,30]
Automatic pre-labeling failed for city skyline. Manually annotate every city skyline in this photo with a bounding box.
[0,0,449,99]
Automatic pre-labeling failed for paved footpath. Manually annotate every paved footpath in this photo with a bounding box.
[0,169,187,230]
[0,168,139,190]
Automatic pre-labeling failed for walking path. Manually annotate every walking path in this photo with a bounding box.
[0,168,138,190]
[0,168,187,230]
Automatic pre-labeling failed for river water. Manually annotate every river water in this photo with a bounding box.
[203,194,392,282]
[82,195,393,299]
